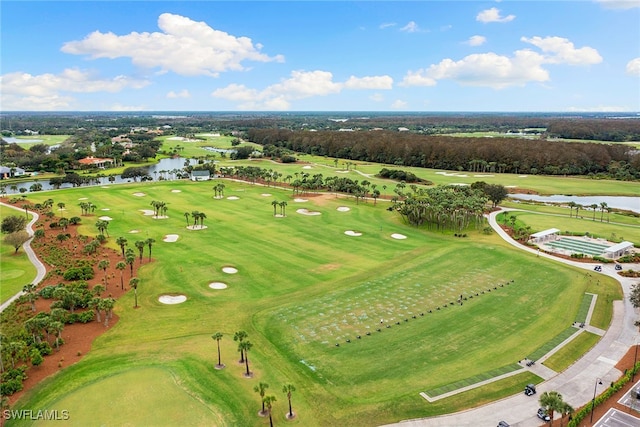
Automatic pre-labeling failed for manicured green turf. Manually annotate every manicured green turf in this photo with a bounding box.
[7,179,623,426]
[527,327,580,361]
[542,331,601,373]
[575,294,594,323]
[0,204,37,304]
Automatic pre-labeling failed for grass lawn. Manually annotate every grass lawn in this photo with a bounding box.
[0,204,37,304]
[7,178,623,426]
[542,331,601,373]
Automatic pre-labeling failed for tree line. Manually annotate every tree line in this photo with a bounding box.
[246,129,639,180]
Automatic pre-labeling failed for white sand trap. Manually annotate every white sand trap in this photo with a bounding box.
[98,216,113,221]
[274,214,284,218]
[222,267,238,274]
[344,230,362,237]
[186,225,208,230]
[336,170,349,173]
[159,294,187,304]
[167,136,185,140]
[302,165,313,169]
[101,186,110,189]
[337,206,350,212]
[391,233,407,240]
[78,197,88,200]
[101,208,110,211]
[294,198,308,203]
[171,189,182,193]
[213,195,224,199]
[449,183,469,186]
[227,196,239,200]
[129,230,140,234]
[163,234,179,242]
[140,209,155,216]
[209,282,228,290]
[518,175,528,178]
[153,215,169,220]
[474,174,494,177]
[133,192,146,197]
[261,193,272,197]
[297,209,321,216]
[505,185,517,188]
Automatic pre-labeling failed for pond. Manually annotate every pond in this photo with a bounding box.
[508,194,639,214]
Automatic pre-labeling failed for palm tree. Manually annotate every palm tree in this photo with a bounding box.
[539,390,563,426]
[98,259,110,289]
[212,332,224,368]
[145,238,155,262]
[183,211,190,226]
[95,219,109,237]
[116,237,128,258]
[558,401,574,427]
[22,283,38,312]
[590,203,598,221]
[57,202,66,218]
[282,384,296,419]
[272,200,279,216]
[263,395,276,427]
[135,240,145,264]
[239,340,253,377]
[125,248,136,277]
[129,277,140,308]
[199,212,207,228]
[599,202,608,222]
[254,382,270,415]
[48,320,64,351]
[116,261,127,290]
[102,297,116,326]
[233,331,248,363]
[279,201,287,217]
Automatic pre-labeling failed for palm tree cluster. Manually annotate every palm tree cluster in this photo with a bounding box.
[149,200,168,217]
[539,390,573,427]
[78,201,96,215]
[390,184,488,231]
[567,201,611,222]
[212,183,226,198]
[185,211,207,228]
[270,200,288,217]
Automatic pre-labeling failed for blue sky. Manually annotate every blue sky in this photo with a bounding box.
[1,1,639,112]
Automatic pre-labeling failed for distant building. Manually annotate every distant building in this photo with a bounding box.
[78,156,115,169]
[190,170,211,181]
[0,166,26,179]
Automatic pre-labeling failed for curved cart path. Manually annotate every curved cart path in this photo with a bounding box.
[0,202,47,312]
[384,208,640,427]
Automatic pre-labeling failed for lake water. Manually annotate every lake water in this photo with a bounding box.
[508,194,639,214]
[3,137,44,143]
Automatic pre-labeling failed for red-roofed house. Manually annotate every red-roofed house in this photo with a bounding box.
[78,156,114,169]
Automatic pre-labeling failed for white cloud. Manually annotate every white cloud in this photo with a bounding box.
[625,57,640,75]
[476,8,515,23]
[212,70,392,110]
[0,94,75,111]
[566,105,631,112]
[400,21,421,33]
[595,0,640,9]
[403,50,549,89]
[61,13,284,77]
[344,75,393,89]
[391,99,407,109]
[466,35,487,46]
[109,103,148,111]
[0,68,149,96]
[399,70,437,87]
[521,36,602,65]
[369,93,384,102]
[379,22,396,29]
[166,89,191,99]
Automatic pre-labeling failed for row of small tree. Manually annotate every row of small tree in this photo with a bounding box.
[211,331,296,425]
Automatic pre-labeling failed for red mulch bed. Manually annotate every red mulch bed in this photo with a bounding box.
[1,200,149,408]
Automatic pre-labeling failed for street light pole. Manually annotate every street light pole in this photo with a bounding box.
[590,378,603,424]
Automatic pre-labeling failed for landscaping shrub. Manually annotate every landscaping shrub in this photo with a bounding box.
[63,266,94,281]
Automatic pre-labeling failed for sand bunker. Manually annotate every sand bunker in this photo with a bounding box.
[337,206,350,212]
[435,171,468,177]
[78,197,88,200]
[344,230,362,237]
[98,216,113,221]
[296,209,321,216]
[302,165,313,169]
[336,170,349,174]
[227,196,239,200]
[163,234,179,242]
[294,198,308,203]
[133,192,146,197]
[158,294,187,304]
[186,225,208,230]
[222,267,238,274]
[171,189,182,193]
[140,209,155,216]
[474,174,494,177]
[391,233,407,240]
[261,193,272,197]
[153,215,169,220]
[209,282,228,290]
[518,175,528,178]
[450,183,469,186]
[101,186,110,189]
[101,208,110,211]
[129,230,140,234]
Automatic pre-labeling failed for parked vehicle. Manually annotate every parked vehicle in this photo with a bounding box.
[497,422,510,427]
[594,265,602,272]
[537,408,551,421]
[524,384,536,396]
[615,264,622,271]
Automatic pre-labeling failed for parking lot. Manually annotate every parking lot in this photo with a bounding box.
[616,379,640,413]
[593,408,640,427]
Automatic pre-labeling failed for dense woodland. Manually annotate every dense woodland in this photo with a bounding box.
[248,129,639,179]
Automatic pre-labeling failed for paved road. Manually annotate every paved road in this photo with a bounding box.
[0,202,46,312]
[384,208,640,427]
